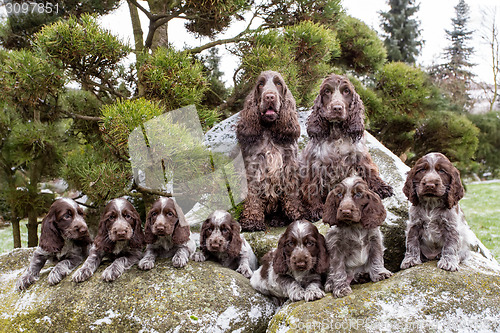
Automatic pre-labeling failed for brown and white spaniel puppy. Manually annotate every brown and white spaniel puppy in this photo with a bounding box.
[236,70,303,231]
[401,152,472,271]
[72,198,144,282]
[193,210,258,278]
[250,220,329,302]
[138,197,195,270]
[323,176,392,298]
[16,198,92,290]
[300,74,393,221]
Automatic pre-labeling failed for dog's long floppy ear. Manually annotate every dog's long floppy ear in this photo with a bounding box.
[172,198,190,244]
[227,217,243,258]
[343,88,365,141]
[307,93,330,140]
[39,207,64,253]
[361,191,387,229]
[323,190,341,226]
[172,198,188,227]
[314,233,330,274]
[403,165,420,206]
[236,85,262,141]
[446,164,465,209]
[272,232,289,275]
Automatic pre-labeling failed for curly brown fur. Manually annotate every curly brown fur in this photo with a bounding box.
[323,176,392,298]
[237,71,303,231]
[16,198,92,291]
[72,198,144,283]
[300,74,393,221]
[401,152,471,271]
[192,210,258,278]
[139,197,195,270]
[250,220,329,302]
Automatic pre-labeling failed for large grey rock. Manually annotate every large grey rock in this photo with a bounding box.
[267,253,500,333]
[0,248,277,332]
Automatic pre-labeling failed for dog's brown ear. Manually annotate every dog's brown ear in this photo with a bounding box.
[403,166,420,206]
[313,233,329,274]
[323,190,341,226]
[446,166,464,209]
[272,233,289,275]
[361,191,387,229]
[307,95,330,140]
[227,217,243,258]
[39,208,64,253]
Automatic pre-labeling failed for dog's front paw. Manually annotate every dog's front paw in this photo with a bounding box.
[303,285,325,302]
[288,288,305,302]
[47,270,65,286]
[400,255,421,269]
[101,266,122,282]
[324,279,334,293]
[172,253,188,268]
[236,264,253,279]
[371,269,393,282]
[437,257,459,271]
[332,285,352,298]
[192,252,206,262]
[138,257,155,270]
[16,273,36,291]
[72,267,92,283]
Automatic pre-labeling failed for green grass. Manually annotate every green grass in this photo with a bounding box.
[461,181,500,260]
[0,221,41,254]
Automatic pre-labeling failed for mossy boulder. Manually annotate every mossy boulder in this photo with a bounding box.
[267,253,500,332]
[0,248,277,333]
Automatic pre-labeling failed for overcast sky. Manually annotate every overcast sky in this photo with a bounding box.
[100,1,500,86]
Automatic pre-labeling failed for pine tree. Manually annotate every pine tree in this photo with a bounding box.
[430,0,475,110]
[379,0,423,64]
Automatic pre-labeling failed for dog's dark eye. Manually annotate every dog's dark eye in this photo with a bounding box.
[151,211,157,217]
[63,212,72,220]
[167,212,174,217]
[324,88,332,95]
[275,81,282,86]
[336,192,343,198]
[109,214,116,222]
[353,192,363,199]
[124,214,132,220]
[305,240,316,247]
[416,168,426,174]
[221,227,229,234]
[285,240,294,248]
[437,168,446,174]
[343,88,351,95]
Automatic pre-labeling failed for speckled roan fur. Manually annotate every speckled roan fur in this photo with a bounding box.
[401,152,472,271]
[237,71,303,231]
[299,74,393,221]
[323,176,392,298]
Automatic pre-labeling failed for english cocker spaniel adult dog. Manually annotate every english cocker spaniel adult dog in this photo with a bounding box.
[193,210,258,278]
[139,197,195,270]
[236,70,303,231]
[16,198,92,290]
[250,220,329,302]
[322,176,392,298]
[300,74,393,221]
[401,152,472,271]
[72,198,144,282]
